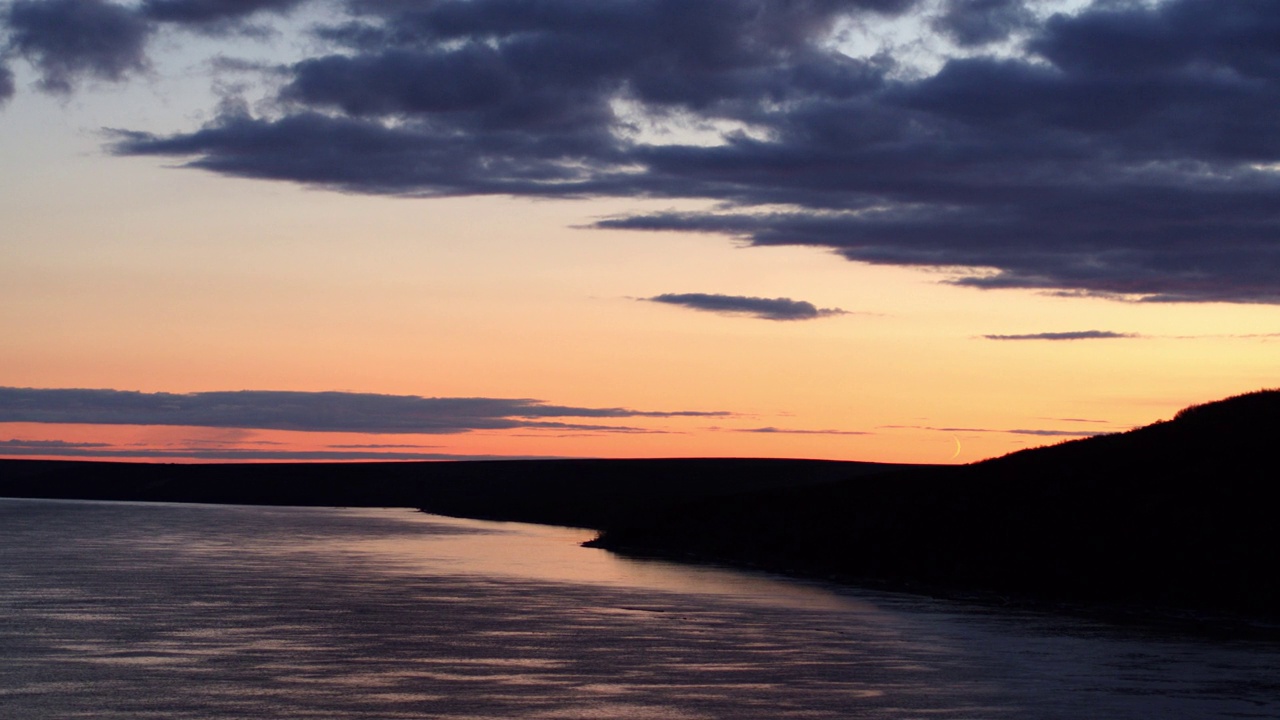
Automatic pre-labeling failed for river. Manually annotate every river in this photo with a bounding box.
[1,498,1276,719]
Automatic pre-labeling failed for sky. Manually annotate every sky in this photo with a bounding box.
[2,0,1279,464]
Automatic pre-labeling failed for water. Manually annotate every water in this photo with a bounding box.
[1,498,1277,719]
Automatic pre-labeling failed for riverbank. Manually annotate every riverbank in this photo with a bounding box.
[588,391,1280,623]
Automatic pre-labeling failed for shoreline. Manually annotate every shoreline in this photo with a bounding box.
[586,535,1280,642]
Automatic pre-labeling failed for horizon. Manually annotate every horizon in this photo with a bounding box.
[4,0,1279,465]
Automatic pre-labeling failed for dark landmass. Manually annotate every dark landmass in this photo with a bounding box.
[2,390,1277,623]
[0,457,902,530]
[590,390,1280,622]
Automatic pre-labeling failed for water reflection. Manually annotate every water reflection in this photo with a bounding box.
[326,510,880,612]
[1,499,1277,720]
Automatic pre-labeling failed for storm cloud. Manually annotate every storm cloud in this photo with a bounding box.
[7,0,1280,303]
[0,387,727,434]
[647,293,847,321]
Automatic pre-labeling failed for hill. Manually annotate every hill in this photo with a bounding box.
[0,456,907,530]
[589,390,1280,618]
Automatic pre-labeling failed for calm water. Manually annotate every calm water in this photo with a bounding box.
[1,498,1277,719]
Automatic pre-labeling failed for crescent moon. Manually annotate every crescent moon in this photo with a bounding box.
[949,435,962,460]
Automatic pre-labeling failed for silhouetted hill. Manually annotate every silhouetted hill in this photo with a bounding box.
[0,457,907,529]
[590,390,1280,619]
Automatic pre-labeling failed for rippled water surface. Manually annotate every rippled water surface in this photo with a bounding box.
[1,498,1277,719]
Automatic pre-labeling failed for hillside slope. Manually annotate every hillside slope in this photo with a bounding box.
[591,391,1280,617]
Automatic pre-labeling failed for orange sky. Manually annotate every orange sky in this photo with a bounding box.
[3,0,1279,465]
[4,135,1278,464]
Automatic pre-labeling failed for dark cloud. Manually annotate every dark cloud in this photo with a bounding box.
[0,441,560,461]
[109,110,625,196]
[113,0,899,195]
[0,438,111,449]
[0,0,312,100]
[983,330,1138,341]
[646,293,847,321]
[1029,0,1280,82]
[5,0,151,92]
[140,0,306,25]
[0,62,14,103]
[32,0,1280,304]
[0,387,727,434]
[932,0,1033,46]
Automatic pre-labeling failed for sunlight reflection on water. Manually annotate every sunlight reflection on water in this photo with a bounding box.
[319,509,879,612]
[1,498,1278,720]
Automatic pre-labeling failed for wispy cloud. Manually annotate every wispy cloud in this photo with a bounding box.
[1005,428,1101,437]
[1164,332,1280,340]
[0,438,112,449]
[0,387,727,434]
[733,427,869,436]
[983,331,1139,341]
[881,424,1102,438]
[646,293,847,321]
[328,443,441,450]
[987,331,1280,342]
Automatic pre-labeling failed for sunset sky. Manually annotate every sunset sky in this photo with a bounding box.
[3,0,1279,464]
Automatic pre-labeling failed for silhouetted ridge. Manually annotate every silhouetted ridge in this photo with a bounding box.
[0,457,906,530]
[592,390,1280,619]
[1175,389,1280,421]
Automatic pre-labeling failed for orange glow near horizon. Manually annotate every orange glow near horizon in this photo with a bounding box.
[5,1,1280,470]
[4,146,1279,467]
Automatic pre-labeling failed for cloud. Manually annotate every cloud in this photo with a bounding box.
[0,442,561,461]
[5,0,1279,303]
[0,0,310,98]
[881,423,1102,437]
[1005,428,1099,437]
[735,427,869,435]
[0,62,14,104]
[932,0,1034,47]
[982,330,1138,341]
[0,438,112,449]
[140,0,306,26]
[1163,332,1280,340]
[0,435,567,460]
[646,293,847,321]
[0,387,727,434]
[4,0,151,93]
[327,443,440,449]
